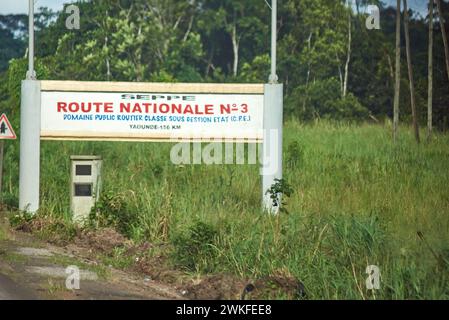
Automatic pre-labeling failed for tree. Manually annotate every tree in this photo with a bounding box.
[393,0,401,142]
[403,0,420,143]
[41,0,204,82]
[0,27,24,72]
[2,0,448,128]
[197,0,265,78]
[428,0,434,141]
[0,14,30,72]
[436,0,449,83]
[297,0,347,86]
[343,0,352,98]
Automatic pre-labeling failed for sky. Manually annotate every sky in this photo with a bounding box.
[384,0,428,16]
[0,0,68,14]
[0,0,434,15]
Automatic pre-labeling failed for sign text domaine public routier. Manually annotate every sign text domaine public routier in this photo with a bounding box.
[40,81,265,142]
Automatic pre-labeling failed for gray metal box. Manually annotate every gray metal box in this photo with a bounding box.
[70,155,102,223]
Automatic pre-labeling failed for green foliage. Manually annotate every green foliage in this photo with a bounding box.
[7,58,50,111]
[266,179,293,213]
[289,78,368,120]
[239,54,271,83]
[330,214,386,256]
[0,27,25,72]
[171,220,221,272]
[1,0,447,126]
[2,121,449,298]
[332,93,369,120]
[1,0,449,299]
[9,211,78,244]
[286,140,304,169]
[9,211,35,229]
[89,191,138,238]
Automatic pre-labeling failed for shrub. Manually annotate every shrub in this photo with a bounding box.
[89,191,138,238]
[286,140,304,169]
[171,220,220,272]
[287,78,368,120]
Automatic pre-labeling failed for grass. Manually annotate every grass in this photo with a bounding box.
[1,251,29,264]
[100,247,136,270]
[2,119,449,299]
[0,223,8,241]
[46,279,66,296]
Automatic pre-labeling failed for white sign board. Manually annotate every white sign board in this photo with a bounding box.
[40,81,264,142]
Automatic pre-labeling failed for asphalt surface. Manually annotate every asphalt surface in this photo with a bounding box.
[0,273,37,300]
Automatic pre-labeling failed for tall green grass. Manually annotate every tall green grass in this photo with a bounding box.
[2,120,449,299]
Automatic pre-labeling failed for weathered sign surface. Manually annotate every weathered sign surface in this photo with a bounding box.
[40,81,264,142]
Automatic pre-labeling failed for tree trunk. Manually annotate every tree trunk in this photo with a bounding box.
[337,53,343,94]
[386,52,395,80]
[403,0,420,143]
[428,0,434,141]
[205,48,215,78]
[393,0,401,143]
[231,23,239,77]
[436,0,449,82]
[104,34,111,81]
[302,32,313,113]
[343,2,352,98]
[183,15,194,42]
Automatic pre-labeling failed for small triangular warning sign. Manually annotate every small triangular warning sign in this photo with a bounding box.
[0,114,16,140]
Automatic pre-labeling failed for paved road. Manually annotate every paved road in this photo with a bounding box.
[0,273,37,300]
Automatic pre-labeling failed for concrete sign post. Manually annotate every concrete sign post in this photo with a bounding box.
[19,0,40,213]
[26,0,36,80]
[262,84,283,214]
[262,0,283,214]
[269,0,279,84]
[19,81,41,213]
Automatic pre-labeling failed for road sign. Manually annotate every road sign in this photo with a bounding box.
[19,80,283,215]
[0,114,16,140]
[40,81,264,142]
[0,113,16,201]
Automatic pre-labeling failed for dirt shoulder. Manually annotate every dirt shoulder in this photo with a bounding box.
[0,211,305,300]
[0,213,183,300]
